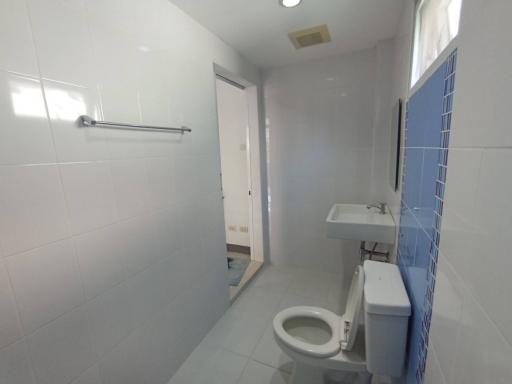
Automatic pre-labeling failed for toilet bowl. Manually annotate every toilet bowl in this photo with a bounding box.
[273,261,411,384]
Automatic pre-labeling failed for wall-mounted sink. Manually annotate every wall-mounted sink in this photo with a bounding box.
[326,204,396,244]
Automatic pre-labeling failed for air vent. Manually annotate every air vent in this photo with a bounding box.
[288,24,331,49]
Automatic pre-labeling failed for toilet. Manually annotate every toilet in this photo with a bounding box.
[273,260,411,384]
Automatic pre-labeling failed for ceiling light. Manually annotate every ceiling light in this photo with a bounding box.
[279,0,302,8]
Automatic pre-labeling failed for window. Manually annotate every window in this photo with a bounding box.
[411,0,462,86]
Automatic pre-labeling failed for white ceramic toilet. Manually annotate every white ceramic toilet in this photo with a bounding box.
[273,260,411,384]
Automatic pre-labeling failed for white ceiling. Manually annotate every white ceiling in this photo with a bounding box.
[169,0,406,69]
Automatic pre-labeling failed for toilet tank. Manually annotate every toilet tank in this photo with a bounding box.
[363,261,411,377]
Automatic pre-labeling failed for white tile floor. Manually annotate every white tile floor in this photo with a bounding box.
[168,265,344,384]
[228,251,264,301]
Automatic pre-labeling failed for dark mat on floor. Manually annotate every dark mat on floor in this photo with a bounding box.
[228,258,250,286]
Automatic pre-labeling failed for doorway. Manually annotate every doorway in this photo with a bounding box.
[214,68,264,301]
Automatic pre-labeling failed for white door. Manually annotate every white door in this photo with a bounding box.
[215,78,252,249]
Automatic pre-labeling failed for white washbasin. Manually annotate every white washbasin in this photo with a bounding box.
[326,204,396,244]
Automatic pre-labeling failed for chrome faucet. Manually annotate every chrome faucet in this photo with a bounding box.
[367,202,386,215]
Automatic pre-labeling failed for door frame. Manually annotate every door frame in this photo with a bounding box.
[213,64,265,263]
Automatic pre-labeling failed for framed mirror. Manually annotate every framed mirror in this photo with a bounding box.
[389,99,403,191]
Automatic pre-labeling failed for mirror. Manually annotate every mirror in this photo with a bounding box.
[389,99,402,191]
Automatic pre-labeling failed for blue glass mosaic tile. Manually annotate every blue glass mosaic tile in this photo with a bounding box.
[397,50,457,384]
[403,148,423,209]
[406,65,446,148]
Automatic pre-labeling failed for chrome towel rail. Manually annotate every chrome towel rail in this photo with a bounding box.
[79,115,192,133]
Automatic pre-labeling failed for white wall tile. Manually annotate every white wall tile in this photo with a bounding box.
[424,346,446,384]
[98,331,141,384]
[381,0,415,248]
[460,149,512,345]
[0,0,38,76]
[6,240,84,334]
[86,17,140,125]
[106,130,150,161]
[0,2,260,384]
[43,80,109,162]
[0,261,23,348]
[27,308,96,384]
[115,217,158,276]
[439,149,482,272]
[26,0,95,87]
[85,283,133,358]
[173,156,201,204]
[134,310,177,384]
[136,49,174,127]
[264,49,376,274]
[126,264,166,327]
[148,208,181,260]
[74,225,126,300]
[0,165,69,256]
[429,258,464,380]
[145,157,175,210]
[0,72,55,165]
[60,162,118,234]
[450,1,512,148]
[164,291,193,344]
[0,341,36,384]
[158,251,188,305]
[110,159,150,220]
[441,149,482,221]
[450,292,512,384]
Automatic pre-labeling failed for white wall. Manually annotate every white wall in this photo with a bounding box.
[216,79,250,247]
[424,0,512,383]
[373,0,416,262]
[264,48,379,279]
[0,0,259,383]
[379,0,512,382]
[369,39,394,206]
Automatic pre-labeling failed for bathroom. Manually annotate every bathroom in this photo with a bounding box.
[0,0,510,383]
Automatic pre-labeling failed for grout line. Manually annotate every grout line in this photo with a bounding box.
[11,1,48,382]
[0,199,181,260]
[439,248,512,350]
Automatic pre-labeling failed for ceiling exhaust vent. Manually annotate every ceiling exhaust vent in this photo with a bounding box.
[288,24,331,49]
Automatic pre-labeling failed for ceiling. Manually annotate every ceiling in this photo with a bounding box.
[169,0,406,69]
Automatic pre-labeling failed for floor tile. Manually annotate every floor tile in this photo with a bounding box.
[169,265,353,384]
[237,360,290,384]
[252,322,294,373]
[251,265,295,293]
[201,308,269,357]
[229,261,263,302]
[276,293,331,313]
[169,345,248,384]
[286,269,337,301]
[230,286,284,321]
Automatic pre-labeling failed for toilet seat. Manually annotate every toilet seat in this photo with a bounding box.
[273,266,365,360]
[273,306,341,358]
[273,307,367,373]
